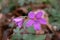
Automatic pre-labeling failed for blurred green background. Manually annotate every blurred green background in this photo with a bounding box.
[0,0,60,23]
[0,0,60,40]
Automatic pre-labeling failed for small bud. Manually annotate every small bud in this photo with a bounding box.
[53,26,57,31]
